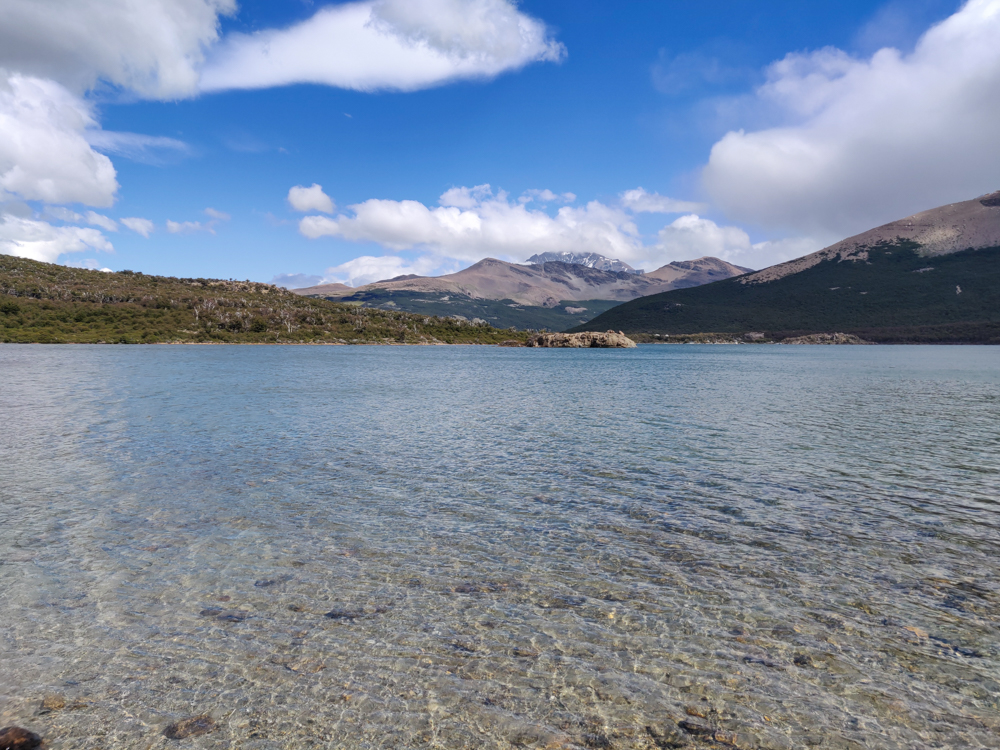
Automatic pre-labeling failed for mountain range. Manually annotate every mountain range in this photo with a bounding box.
[293,256,751,330]
[575,191,1000,343]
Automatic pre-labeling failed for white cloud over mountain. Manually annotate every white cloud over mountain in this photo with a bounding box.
[323,254,447,288]
[295,184,797,281]
[0,214,113,263]
[703,0,1000,237]
[299,185,643,263]
[200,0,565,93]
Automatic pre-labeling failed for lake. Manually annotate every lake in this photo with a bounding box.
[1,344,998,749]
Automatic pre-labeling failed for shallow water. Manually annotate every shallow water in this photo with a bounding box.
[1,344,998,750]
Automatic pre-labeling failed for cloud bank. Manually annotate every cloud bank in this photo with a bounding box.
[294,184,798,284]
[0,214,113,264]
[703,0,1000,237]
[0,0,235,99]
[0,0,564,266]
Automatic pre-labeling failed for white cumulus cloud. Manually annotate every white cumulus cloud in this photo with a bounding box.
[0,73,118,206]
[288,184,335,214]
[703,0,1000,237]
[0,214,113,264]
[323,254,445,288]
[655,215,822,269]
[200,0,565,93]
[121,217,154,237]
[0,0,236,99]
[299,186,642,264]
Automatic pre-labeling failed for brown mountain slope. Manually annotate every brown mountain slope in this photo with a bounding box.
[744,190,1000,285]
[573,189,1000,344]
[293,257,751,306]
[291,281,352,295]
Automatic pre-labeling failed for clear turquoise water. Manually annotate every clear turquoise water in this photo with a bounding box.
[1,345,998,749]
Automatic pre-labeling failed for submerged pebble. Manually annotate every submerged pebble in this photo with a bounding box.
[324,608,365,620]
[37,696,64,715]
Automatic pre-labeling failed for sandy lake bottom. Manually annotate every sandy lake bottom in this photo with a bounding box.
[1,344,998,749]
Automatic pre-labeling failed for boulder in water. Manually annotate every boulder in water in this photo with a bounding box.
[0,726,44,749]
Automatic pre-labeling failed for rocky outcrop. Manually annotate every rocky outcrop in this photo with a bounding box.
[524,251,640,274]
[781,333,873,345]
[526,331,637,348]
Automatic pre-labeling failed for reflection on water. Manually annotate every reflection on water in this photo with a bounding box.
[1,345,998,749]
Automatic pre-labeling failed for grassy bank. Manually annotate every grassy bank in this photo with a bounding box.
[0,256,528,345]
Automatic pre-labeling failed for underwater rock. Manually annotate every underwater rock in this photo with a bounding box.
[37,696,64,715]
[537,595,587,609]
[677,720,713,736]
[0,727,44,749]
[254,575,292,588]
[742,656,783,669]
[199,608,250,622]
[163,715,217,740]
[324,609,365,620]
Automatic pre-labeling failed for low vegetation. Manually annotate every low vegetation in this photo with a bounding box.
[0,255,529,345]
[305,288,623,331]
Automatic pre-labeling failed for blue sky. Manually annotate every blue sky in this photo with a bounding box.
[2,0,996,287]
